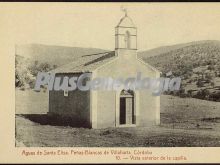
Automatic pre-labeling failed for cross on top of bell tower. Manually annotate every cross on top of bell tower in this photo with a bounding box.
[121,6,128,17]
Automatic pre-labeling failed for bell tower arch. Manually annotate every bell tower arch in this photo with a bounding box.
[115,12,137,50]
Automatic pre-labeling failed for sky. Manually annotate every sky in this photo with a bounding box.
[1,3,220,51]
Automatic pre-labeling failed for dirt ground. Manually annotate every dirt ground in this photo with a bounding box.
[15,89,220,147]
[16,115,220,147]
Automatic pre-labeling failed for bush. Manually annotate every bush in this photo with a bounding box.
[20,86,26,91]
[207,65,215,70]
[196,79,204,87]
[195,89,210,100]
[208,91,220,102]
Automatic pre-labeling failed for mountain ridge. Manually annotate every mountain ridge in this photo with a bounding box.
[138,40,220,59]
[16,43,109,66]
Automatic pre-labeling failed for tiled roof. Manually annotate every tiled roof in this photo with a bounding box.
[50,51,116,73]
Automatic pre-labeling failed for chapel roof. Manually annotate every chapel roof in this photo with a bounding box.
[50,51,116,73]
[50,50,160,74]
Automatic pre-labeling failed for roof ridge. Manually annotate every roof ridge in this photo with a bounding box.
[84,51,115,66]
[49,51,116,73]
[82,51,113,57]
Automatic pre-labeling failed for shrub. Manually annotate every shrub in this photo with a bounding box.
[207,65,215,70]
[209,91,220,102]
[195,89,210,100]
[196,79,204,87]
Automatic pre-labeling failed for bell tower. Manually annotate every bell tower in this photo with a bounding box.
[115,9,137,51]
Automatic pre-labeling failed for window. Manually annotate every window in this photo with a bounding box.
[64,90,68,97]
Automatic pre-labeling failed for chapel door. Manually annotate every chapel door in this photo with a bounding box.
[119,90,135,125]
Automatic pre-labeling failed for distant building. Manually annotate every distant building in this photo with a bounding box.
[49,13,160,128]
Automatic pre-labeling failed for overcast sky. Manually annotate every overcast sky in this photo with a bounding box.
[1,3,220,51]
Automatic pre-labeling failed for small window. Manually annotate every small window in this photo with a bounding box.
[64,90,68,97]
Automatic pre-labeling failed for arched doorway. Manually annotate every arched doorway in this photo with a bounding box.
[120,90,135,125]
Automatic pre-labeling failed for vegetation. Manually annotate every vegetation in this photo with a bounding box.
[15,55,57,89]
[140,41,220,102]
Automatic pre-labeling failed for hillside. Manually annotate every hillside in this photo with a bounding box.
[15,41,220,101]
[138,40,218,58]
[16,44,109,66]
[139,40,220,101]
[15,44,109,89]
